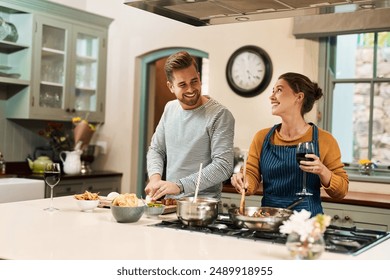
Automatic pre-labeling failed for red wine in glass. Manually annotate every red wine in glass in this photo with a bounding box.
[296,142,314,196]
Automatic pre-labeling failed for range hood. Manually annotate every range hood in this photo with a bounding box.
[124,0,390,26]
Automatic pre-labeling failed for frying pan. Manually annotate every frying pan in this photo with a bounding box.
[228,197,304,232]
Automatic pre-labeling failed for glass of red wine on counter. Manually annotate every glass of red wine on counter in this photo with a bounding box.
[43,163,61,212]
[296,141,314,196]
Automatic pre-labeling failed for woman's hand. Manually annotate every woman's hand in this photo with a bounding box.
[230,173,248,194]
[299,154,331,186]
[299,154,323,174]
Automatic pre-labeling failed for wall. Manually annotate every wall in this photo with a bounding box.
[1,0,318,193]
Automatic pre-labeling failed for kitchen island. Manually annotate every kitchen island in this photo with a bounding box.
[0,196,389,260]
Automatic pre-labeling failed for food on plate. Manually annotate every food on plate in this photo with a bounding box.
[74,190,100,200]
[112,193,139,207]
[161,198,177,206]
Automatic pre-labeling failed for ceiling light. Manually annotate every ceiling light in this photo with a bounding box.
[359,3,376,9]
[235,16,250,21]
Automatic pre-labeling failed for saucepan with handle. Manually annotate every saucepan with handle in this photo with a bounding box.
[176,196,219,227]
[228,197,304,232]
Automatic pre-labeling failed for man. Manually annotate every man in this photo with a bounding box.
[145,51,235,201]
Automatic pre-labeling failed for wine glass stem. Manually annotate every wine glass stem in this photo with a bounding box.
[302,171,307,192]
[50,185,54,209]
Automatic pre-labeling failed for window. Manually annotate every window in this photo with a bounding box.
[324,31,390,166]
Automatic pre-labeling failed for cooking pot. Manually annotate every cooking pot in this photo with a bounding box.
[177,197,219,227]
[228,197,304,232]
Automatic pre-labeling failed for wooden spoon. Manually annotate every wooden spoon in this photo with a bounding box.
[239,187,245,215]
[239,151,248,215]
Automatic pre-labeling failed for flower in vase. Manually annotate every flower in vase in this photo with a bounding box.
[280,209,331,242]
[280,210,331,260]
[72,117,96,150]
[38,122,73,157]
[358,159,377,175]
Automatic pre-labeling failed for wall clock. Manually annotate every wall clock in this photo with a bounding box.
[226,45,273,97]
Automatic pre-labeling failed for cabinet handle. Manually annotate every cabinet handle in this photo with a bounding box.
[65,108,76,113]
[333,215,340,220]
[222,203,229,207]
[344,216,351,221]
[231,203,236,208]
[87,186,93,191]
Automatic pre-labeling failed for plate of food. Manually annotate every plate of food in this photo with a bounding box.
[98,191,119,208]
[161,198,177,214]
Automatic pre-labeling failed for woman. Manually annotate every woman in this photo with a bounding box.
[231,72,348,216]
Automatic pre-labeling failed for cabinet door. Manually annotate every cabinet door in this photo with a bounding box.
[220,193,261,213]
[31,16,107,122]
[46,180,83,198]
[323,202,390,231]
[32,16,72,119]
[82,177,121,196]
[70,26,106,122]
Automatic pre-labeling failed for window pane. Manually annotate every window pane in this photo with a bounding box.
[372,82,390,164]
[377,32,390,78]
[335,34,374,79]
[332,83,370,162]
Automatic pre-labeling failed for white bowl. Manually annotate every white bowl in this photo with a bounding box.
[75,199,100,212]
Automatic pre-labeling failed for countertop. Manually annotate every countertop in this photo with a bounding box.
[222,184,390,209]
[0,196,389,260]
[23,170,123,181]
[3,161,122,181]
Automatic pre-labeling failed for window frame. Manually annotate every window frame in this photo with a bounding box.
[318,33,390,183]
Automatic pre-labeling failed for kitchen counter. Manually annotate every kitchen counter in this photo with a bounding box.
[23,170,123,181]
[223,184,390,209]
[0,196,389,260]
[5,161,122,181]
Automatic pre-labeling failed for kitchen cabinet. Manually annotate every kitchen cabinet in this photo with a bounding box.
[220,192,261,214]
[0,3,32,100]
[45,175,121,198]
[322,202,390,231]
[3,0,112,122]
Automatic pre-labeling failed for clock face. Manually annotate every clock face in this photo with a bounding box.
[231,51,266,90]
[226,46,273,97]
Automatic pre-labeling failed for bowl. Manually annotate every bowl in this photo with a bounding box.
[111,204,146,223]
[75,199,100,212]
[145,204,166,218]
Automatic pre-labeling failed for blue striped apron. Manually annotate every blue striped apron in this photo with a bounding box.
[260,123,323,216]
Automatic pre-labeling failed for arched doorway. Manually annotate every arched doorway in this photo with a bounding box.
[134,48,208,196]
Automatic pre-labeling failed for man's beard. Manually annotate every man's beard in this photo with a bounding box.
[179,90,201,107]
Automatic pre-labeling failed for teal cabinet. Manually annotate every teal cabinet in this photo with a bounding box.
[3,0,112,123]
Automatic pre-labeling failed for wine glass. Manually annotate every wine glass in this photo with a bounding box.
[43,163,61,211]
[296,142,314,196]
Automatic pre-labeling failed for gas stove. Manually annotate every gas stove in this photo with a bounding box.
[151,215,390,256]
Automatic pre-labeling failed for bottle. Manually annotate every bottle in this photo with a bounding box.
[0,152,5,175]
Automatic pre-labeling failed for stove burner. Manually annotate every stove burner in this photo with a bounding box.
[151,216,390,255]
